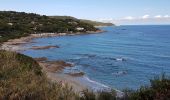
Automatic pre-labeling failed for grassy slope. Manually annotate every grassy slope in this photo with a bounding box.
[0,50,78,100]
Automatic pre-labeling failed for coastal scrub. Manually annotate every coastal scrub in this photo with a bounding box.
[0,50,78,100]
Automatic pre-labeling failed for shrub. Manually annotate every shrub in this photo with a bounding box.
[129,74,170,100]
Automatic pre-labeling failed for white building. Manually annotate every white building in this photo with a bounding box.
[76,27,84,31]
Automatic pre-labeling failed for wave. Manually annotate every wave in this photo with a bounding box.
[63,64,82,73]
[72,53,127,63]
[83,76,111,91]
[115,58,125,61]
[71,56,89,60]
[68,54,96,61]
[148,54,170,59]
[83,76,110,89]
[104,57,126,61]
[112,71,128,76]
[74,54,96,58]
[82,76,124,97]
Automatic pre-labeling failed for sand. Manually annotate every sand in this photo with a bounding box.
[0,33,65,51]
[40,63,87,92]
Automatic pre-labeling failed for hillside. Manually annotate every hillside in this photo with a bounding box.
[80,19,114,26]
[49,16,78,20]
[0,50,79,99]
[0,11,98,42]
[50,16,114,26]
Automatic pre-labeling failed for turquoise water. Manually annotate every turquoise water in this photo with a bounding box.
[22,25,170,90]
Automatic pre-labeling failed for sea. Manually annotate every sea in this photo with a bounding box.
[21,25,170,91]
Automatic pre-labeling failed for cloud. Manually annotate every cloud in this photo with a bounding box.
[164,15,170,18]
[98,18,113,23]
[96,14,170,25]
[123,16,134,20]
[154,15,162,18]
[142,15,150,19]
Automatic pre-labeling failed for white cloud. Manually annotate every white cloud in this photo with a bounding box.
[154,15,162,18]
[96,14,170,25]
[124,16,134,20]
[164,15,170,18]
[98,18,113,23]
[142,15,150,19]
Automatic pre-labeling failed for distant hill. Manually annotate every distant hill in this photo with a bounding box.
[0,11,98,42]
[80,19,114,26]
[49,16,78,20]
[50,16,114,26]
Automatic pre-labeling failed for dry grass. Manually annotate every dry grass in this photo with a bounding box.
[0,50,78,100]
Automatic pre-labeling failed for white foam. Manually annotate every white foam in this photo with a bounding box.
[83,76,111,91]
[82,76,124,97]
[72,56,89,60]
[85,77,110,88]
[116,58,124,61]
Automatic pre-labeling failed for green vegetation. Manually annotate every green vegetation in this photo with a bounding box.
[127,74,170,100]
[0,11,98,42]
[80,90,117,100]
[49,16,78,20]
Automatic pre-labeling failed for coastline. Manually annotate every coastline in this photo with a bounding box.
[0,30,104,52]
[0,30,104,93]
[95,25,115,28]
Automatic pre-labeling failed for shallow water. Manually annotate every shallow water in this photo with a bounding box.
[22,25,170,90]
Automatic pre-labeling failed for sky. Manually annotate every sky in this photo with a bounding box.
[0,0,170,25]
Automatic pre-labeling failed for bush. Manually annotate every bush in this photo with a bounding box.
[80,89,116,100]
[129,74,170,100]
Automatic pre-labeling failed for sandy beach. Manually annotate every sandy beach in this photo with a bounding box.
[38,60,88,93]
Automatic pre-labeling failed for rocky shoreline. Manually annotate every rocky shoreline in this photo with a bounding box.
[0,30,125,97]
[0,30,104,52]
[0,30,104,93]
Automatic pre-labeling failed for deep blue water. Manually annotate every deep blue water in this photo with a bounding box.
[22,25,170,90]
